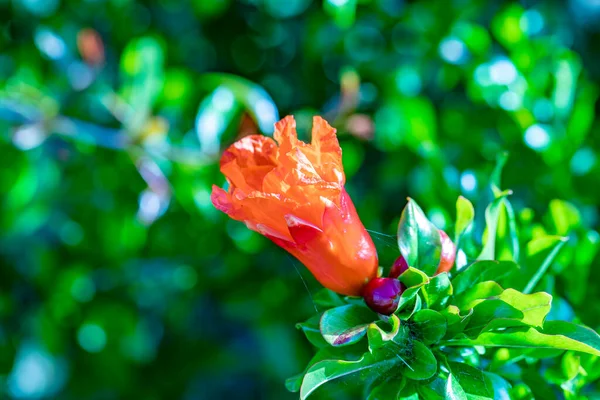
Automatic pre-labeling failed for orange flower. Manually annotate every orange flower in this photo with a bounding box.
[211,116,378,296]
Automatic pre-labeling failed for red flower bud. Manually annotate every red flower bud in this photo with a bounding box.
[363,277,405,315]
[436,229,456,274]
[389,255,409,279]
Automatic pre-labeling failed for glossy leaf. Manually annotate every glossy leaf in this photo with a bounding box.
[446,321,600,356]
[455,196,475,243]
[453,281,504,310]
[445,374,468,400]
[451,260,519,295]
[411,309,447,344]
[397,198,442,275]
[367,376,406,400]
[448,362,495,399]
[297,315,328,348]
[299,352,397,399]
[496,289,551,328]
[522,236,568,294]
[320,304,376,347]
[478,190,512,260]
[402,341,438,380]
[423,272,452,310]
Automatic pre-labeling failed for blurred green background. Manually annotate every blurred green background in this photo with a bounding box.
[1,0,600,398]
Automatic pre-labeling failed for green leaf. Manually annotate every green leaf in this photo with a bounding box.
[445,374,468,400]
[478,190,512,260]
[495,198,520,262]
[297,314,328,348]
[320,304,376,347]
[490,152,509,196]
[397,198,442,275]
[496,289,551,328]
[287,347,363,393]
[452,260,519,295]
[453,281,504,310]
[402,341,438,380]
[561,351,580,381]
[448,362,494,399]
[522,236,568,294]
[423,273,453,310]
[565,230,600,305]
[367,376,406,400]
[548,200,580,236]
[440,305,473,339]
[367,315,403,350]
[299,352,398,399]
[445,321,600,356]
[463,299,524,337]
[313,289,346,309]
[397,294,422,320]
[397,267,430,313]
[411,309,447,344]
[455,196,475,243]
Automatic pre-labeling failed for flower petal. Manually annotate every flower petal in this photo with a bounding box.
[285,214,323,245]
[220,134,278,192]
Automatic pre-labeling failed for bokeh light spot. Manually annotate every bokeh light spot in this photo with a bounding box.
[77,324,107,353]
[460,171,477,193]
[439,37,467,65]
[489,58,517,85]
[571,147,596,176]
[524,124,551,151]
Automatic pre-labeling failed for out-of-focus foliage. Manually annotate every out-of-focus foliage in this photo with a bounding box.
[1,0,600,399]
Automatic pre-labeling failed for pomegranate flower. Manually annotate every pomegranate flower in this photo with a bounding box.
[211,116,378,296]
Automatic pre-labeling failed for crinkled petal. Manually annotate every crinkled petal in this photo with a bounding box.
[220,135,278,192]
[311,116,344,185]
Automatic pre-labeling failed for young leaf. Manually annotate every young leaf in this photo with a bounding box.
[548,199,581,236]
[423,272,452,310]
[448,362,495,399]
[397,198,442,275]
[496,198,520,262]
[445,321,600,356]
[440,305,473,339]
[367,315,403,350]
[287,346,364,393]
[452,281,504,310]
[397,267,430,312]
[478,190,512,261]
[313,289,346,309]
[367,376,406,400]
[522,235,568,294]
[565,230,600,305]
[320,304,376,346]
[299,352,398,399]
[297,314,329,348]
[451,260,519,295]
[463,299,524,337]
[411,309,447,344]
[396,295,422,320]
[455,196,475,243]
[490,152,509,197]
[445,373,468,400]
[402,341,438,380]
[496,289,551,328]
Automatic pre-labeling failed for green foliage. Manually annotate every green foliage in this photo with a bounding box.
[291,195,600,399]
[2,0,600,399]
